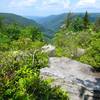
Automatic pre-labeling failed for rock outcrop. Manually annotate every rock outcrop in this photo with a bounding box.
[40,57,100,100]
[42,44,55,57]
[76,48,85,57]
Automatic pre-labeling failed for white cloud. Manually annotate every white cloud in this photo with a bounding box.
[77,0,96,7]
[72,0,100,12]
[10,0,36,8]
[76,0,100,10]
[8,0,100,15]
[78,0,96,6]
[42,0,70,8]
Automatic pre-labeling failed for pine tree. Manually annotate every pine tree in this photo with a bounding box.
[65,12,74,28]
[0,16,4,31]
[83,11,89,29]
[94,17,100,32]
[31,27,43,41]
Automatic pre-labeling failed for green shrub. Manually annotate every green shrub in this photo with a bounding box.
[80,33,100,70]
[5,24,21,40]
[33,51,49,69]
[0,49,69,100]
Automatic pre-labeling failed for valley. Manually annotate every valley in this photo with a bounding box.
[0,11,100,100]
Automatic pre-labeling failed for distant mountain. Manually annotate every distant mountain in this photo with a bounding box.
[28,13,100,35]
[0,13,53,38]
[0,13,53,41]
[28,13,66,35]
[0,13,38,27]
[1,13,99,38]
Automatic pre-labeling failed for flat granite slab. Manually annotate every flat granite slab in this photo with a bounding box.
[40,57,100,100]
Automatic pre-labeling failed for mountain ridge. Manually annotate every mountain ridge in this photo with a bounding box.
[0,13,51,38]
[27,13,100,35]
[0,13,39,27]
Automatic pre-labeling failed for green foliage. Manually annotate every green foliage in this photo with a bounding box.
[30,27,43,42]
[0,20,69,99]
[80,32,100,70]
[0,16,3,30]
[76,31,92,48]
[83,11,89,29]
[33,13,100,37]
[0,33,10,51]
[54,28,100,70]
[71,17,84,32]
[64,12,74,28]
[5,24,21,40]
[64,12,90,32]
[0,49,69,100]
[0,13,38,27]
[11,38,44,51]
[0,24,45,51]
[33,51,49,69]
[63,11,91,32]
[53,11,100,68]
[94,17,100,32]
[54,30,92,58]
[20,26,33,38]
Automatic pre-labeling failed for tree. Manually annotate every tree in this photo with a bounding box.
[80,32,100,70]
[72,17,84,32]
[30,27,43,42]
[83,11,89,29]
[65,12,74,29]
[0,16,4,32]
[94,17,100,32]
[6,24,21,40]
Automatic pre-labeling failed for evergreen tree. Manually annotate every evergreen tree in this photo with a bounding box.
[6,24,21,40]
[94,17,100,32]
[72,17,84,32]
[65,12,74,29]
[30,27,43,41]
[0,16,4,31]
[83,11,89,29]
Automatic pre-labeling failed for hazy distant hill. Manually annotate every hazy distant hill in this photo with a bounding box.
[0,13,54,41]
[28,13,66,35]
[0,13,54,38]
[0,13,39,27]
[28,13,100,35]
[0,13,99,38]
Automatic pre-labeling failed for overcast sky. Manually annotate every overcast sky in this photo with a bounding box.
[0,0,100,16]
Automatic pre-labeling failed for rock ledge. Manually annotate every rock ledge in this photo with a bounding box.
[40,57,100,100]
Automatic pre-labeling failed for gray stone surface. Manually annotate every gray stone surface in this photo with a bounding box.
[42,44,55,57]
[76,48,85,57]
[40,57,100,100]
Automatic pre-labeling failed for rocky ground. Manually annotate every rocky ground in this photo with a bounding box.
[40,57,100,100]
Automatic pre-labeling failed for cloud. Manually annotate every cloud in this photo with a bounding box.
[9,0,36,8]
[75,0,100,11]
[6,0,100,16]
[42,0,70,8]
[78,0,96,6]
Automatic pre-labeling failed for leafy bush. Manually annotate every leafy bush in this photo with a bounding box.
[0,33,10,51]
[33,51,49,69]
[54,30,92,58]
[80,32,100,70]
[29,26,43,42]
[94,17,100,32]
[54,28,100,70]
[0,48,69,100]
[5,24,21,40]
[10,38,44,51]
